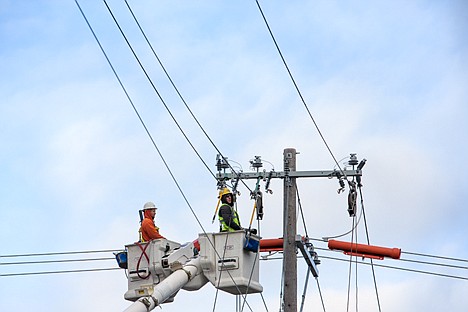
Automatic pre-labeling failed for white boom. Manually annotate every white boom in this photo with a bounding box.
[123,258,202,312]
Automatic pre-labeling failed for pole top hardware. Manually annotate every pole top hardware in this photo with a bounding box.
[216,154,230,172]
[250,156,263,171]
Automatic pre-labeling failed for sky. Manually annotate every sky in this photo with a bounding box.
[1,0,467,311]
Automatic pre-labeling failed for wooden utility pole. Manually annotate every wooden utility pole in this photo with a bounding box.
[283,148,297,312]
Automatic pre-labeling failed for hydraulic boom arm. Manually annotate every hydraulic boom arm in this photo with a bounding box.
[123,257,202,312]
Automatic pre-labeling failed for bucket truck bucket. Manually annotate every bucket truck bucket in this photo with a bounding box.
[198,231,263,295]
[124,239,182,301]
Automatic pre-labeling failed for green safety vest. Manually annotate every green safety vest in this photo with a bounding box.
[219,203,241,232]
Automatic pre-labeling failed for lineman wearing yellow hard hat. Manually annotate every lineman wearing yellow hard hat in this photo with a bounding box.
[218,188,242,232]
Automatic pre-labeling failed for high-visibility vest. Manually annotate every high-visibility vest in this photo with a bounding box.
[219,204,241,232]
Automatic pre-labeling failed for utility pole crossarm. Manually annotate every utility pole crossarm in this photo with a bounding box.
[216,169,361,180]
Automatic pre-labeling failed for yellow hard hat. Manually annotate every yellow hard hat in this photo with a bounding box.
[218,188,232,198]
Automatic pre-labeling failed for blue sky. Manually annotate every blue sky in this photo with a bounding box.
[1,1,467,311]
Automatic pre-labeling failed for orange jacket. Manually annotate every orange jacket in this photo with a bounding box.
[139,210,165,242]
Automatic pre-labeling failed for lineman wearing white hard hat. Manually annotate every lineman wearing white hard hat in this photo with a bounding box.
[139,201,165,242]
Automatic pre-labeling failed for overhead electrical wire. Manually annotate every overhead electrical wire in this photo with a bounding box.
[296,185,309,238]
[304,245,468,272]
[102,3,265,310]
[307,242,468,265]
[122,0,255,196]
[296,185,327,312]
[253,0,467,308]
[12,244,465,264]
[254,1,367,305]
[76,0,209,256]
[402,251,468,263]
[260,255,468,281]
[346,217,357,312]
[315,277,327,312]
[102,9,260,306]
[2,237,466,281]
[0,249,120,258]
[0,257,114,266]
[4,248,466,280]
[74,3,267,311]
[254,0,348,181]
[88,2,258,309]
[320,255,468,281]
[77,0,218,262]
[0,248,119,277]
[102,0,216,181]
[398,258,468,270]
[1,267,120,277]
[124,4,265,306]
[114,7,259,310]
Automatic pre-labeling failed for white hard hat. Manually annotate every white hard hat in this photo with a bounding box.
[143,202,157,210]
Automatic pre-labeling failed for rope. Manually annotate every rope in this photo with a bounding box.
[135,242,151,279]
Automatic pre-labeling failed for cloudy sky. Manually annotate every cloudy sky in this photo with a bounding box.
[1,1,467,311]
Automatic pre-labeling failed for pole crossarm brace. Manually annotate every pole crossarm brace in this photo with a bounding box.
[295,235,319,278]
[217,169,362,180]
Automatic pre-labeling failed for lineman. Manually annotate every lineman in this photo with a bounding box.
[139,201,165,242]
[218,188,242,232]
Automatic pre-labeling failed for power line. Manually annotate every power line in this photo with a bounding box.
[308,238,468,265]
[254,0,348,180]
[0,249,120,258]
[315,277,327,312]
[0,257,114,266]
[321,255,468,281]
[122,0,255,195]
[103,0,216,180]
[76,0,208,246]
[296,186,309,238]
[3,242,466,275]
[105,4,258,308]
[402,251,468,263]
[2,247,466,280]
[309,246,468,272]
[398,257,468,270]
[359,186,382,312]
[76,4,258,308]
[1,267,120,277]
[261,255,468,281]
[124,0,220,177]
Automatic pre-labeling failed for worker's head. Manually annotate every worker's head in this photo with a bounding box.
[219,188,233,205]
[142,201,157,219]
